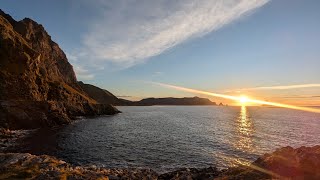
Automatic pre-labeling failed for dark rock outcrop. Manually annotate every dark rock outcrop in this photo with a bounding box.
[220,145,320,180]
[252,145,320,179]
[1,146,319,179]
[0,9,119,129]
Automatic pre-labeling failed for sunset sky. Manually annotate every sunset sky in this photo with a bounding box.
[2,0,320,105]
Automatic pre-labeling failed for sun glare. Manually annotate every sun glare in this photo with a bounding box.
[239,95,248,105]
[153,82,320,113]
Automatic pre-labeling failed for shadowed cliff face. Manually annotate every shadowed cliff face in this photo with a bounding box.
[0,10,120,129]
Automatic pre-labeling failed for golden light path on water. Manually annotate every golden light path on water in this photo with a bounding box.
[150,82,319,178]
[234,106,285,179]
[152,82,320,113]
[237,106,253,151]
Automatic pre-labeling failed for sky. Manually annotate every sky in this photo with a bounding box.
[2,0,320,105]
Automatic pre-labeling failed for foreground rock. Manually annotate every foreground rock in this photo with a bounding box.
[0,9,120,129]
[0,146,319,179]
[159,167,221,180]
[0,128,33,152]
[219,145,320,180]
[253,146,320,179]
[0,153,158,179]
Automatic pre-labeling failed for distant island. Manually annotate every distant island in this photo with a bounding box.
[131,97,217,106]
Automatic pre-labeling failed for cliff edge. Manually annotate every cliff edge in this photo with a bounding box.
[0,10,120,129]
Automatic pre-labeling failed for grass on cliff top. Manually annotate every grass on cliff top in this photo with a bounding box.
[62,82,97,104]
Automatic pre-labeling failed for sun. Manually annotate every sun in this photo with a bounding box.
[239,95,248,105]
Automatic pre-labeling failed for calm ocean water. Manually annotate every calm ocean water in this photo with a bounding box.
[20,106,320,172]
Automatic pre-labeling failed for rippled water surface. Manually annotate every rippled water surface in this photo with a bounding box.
[22,106,320,172]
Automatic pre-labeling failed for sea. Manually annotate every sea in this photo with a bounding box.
[17,106,320,173]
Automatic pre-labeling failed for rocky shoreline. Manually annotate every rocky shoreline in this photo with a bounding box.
[0,128,35,152]
[0,140,319,180]
[0,153,256,180]
[1,128,320,179]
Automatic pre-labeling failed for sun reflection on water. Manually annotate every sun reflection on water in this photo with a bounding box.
[212,107,257,168]
[236,105,254,152]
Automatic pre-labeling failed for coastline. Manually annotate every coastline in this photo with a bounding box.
[0,152,264,179]
[1,146,320,179]
[1,129,319,179]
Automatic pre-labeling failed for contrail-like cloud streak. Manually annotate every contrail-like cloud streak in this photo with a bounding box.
[227,84,320,92]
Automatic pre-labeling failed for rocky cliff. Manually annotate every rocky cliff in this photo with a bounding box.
[0,10,120,129]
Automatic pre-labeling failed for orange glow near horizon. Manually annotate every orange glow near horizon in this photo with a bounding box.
[239,95,249,105]
[152,82,320,113]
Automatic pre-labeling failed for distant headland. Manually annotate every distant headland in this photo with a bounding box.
[78,81,219,106]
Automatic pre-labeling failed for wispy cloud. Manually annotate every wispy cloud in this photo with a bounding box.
[66,53,101,81]
[226,83,320,92]
[77,0,269,68]
[272,95,320,99]
[73,65,95,81]
[152,71,164,77]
